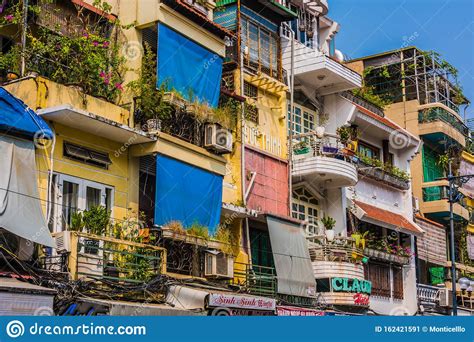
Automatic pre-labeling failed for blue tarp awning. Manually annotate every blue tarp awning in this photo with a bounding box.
[154,155,223,234]
[157,23,223,107]
[0,88,53,140]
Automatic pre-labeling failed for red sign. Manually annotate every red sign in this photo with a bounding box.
[208,293,276,311]
[276,306,325,316]
[353,293,370,306]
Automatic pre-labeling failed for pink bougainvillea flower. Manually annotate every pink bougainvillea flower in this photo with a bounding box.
[5,14,13,22]
[92,40,99,47]
[103,41,110,48]
[99,71,106,78]
[104,78,110,85]
[114,82,123,91]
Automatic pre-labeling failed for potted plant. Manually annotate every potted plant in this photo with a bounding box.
[321,216,336,242]
[293,140,310,155]
[81,205,110,255]
[336,126,351,145]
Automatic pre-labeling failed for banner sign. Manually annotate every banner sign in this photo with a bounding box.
[276,306,325,316]
[208,293,276,311]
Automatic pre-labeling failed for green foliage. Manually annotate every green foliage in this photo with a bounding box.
[357,153,410,181]
[70,211,84,232]
[187,222,210,240]
[213,226,236,255]
[321,216,336,230]
[128,44,173,122]
[82,205,110,236]
[0,44,21,75]
[351,86,393,109]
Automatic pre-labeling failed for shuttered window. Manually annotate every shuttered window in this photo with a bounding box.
[365,262,391,298]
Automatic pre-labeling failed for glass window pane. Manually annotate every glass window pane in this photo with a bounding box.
[62,181,79,230]
[86,187,101,210]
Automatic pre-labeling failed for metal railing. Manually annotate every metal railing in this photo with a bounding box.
[417,283,441,304]
[418,107,468,136]
[231,262,277,297]
[45,231,167,284]
[292,132,358,165]
[340,91,385,118]
[422,185,449,202]
[307,236,362,263]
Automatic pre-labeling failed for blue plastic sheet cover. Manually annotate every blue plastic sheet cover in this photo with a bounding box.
[154,154,223,233]
[157,23,223,107]
[0,87,53,139]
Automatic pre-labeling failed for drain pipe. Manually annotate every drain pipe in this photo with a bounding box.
[284,22,296,217]
[238,0,252,260]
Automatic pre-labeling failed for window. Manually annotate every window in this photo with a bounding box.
[50,174,114,232]
[358,141,380,160]
[292,188,322,236]
[365,262,391,298]
[365,262,404,300]
[288,104,316,136]
[241,16,280,79]
[244,81,258,99]
[64,142,112,169]
[250,228,274,268]
[392,266,404,300]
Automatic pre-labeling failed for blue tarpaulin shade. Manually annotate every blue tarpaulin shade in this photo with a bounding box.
[0,87,53,140]
[157,23,223,107]
[154,155,223,234]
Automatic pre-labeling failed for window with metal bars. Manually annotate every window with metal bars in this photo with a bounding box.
[222,72,235,92]
[245,103,259,124]
[244,81,258,98]
[392,266,404,300]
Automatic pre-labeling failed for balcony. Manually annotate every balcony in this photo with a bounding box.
[43,231,167,284]
[418,105,467,147]
[364,248,410,265]
[417,283,441,306]
[231,263,277,298]
[308,236,370,308]
[292,133,358,189]
[421,183,470,222]
[308,236,365,278]
[281,30,361,95]
[358,161,410,191]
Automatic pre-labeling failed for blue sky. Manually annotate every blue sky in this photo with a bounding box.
[330,0,474,120]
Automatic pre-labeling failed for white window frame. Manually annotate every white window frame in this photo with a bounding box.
[288,103,318,136]
[50,173,114,233]
[291,187,324,237]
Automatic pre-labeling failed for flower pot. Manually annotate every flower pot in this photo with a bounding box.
[294,147,310,155]
[146,118,161,134]
[6,72,19,81]
[325,230,335,242]
[315,126,325,139]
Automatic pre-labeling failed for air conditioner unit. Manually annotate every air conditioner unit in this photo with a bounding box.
[438,288,453,307]
[204,124,233,154]
[53,231,72,253]
[204,251,234,278]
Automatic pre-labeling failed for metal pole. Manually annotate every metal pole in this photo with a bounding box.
[448,160,458,316]
[20,0,28,77]
[287,23,295,217]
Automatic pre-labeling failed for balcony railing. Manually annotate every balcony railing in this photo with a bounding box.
[358,161,410,191]
[364,248,410,265]
[43,231,167,284]
[417,283,441,305]
[418,107,469,137]
[340,91,385,118]
[307,236,363,263]
[231,262,277,298]
[292,132,357,163]
[422,186,449,202]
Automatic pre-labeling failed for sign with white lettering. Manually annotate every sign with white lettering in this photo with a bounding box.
[244,126,283,157]
[208,293,276,311]
[331,277,372,295]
